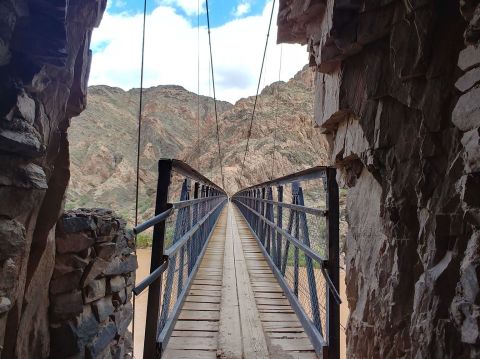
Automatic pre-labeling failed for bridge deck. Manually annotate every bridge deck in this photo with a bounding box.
[163,203,318,359]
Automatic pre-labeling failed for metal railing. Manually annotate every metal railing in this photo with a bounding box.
[232,166,340,359]
[133,159,227,358]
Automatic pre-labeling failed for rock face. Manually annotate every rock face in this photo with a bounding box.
[278,0,479,358]
[183,68,331,194]
[69,68,330,218]
[0,0,106,357]
[50,209,136,358]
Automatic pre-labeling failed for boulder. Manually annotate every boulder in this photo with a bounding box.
[104,255,137,276]
[108,276,126,293]
[56,232,95,254]
[53,253,90,278]
[50,290,83,321]
[95,243,116,260]
[50,269,83,296]
[62,215,96,234]
[92,296,114,322]
[85,321,116,359]
[83,278,106,303]
[81,258,109,287]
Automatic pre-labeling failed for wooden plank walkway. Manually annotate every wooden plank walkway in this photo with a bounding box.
[163,203,318,359]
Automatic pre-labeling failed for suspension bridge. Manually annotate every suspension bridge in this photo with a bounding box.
[132,159,340,359]
[131,0,341,357]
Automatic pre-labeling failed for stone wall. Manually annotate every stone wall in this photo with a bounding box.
[278,0,479,357]
[0,0,106,357]
[50,208,136,358]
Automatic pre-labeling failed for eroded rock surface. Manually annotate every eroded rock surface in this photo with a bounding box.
[50,209,136,358]
[278,0,480,357]
[0,0,106,357]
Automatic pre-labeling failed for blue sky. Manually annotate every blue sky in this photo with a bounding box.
[90,0,308,103]
[107,0,266,27]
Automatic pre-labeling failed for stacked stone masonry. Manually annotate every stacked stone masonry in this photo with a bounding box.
[0,0,106,357]
[278,0,479,358]
[50,208,137,359]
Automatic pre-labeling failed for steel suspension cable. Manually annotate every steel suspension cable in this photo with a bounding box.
[205,0,226,189]
[271,44,283,180]
[133,0,148,355]
[240,0,276,178]
[196,0,200,170]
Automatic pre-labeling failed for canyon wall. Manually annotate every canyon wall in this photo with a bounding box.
[0,0,106,357]
[50,209,136,358]
[278,0,479,357]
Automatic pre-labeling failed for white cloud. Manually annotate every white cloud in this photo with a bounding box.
[89,1,308,104]
[234,2,251,17]
[158,0,205,15]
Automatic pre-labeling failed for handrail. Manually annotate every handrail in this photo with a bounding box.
[234,200,340,303]
[133,260,168,295]
[233,195,327,216]
[232,165,328,195]
[139,159,228,359]
[171,195,224,209]
[133,205,174,235]
[165,158,226,194]
[165,199,226,257]
[232,165,340,359]
[134,195,226,234]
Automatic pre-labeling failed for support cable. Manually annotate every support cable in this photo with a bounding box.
[240,0,276,178]
[196,0,201,170]
[205,0,226,190]
[271,44,282,180]
[133,0,148,355]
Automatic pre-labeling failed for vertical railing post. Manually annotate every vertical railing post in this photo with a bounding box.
[297,186,322,335]
[178,179,190,297]
[144,159,172,359]
[292,182,300,297]
[265,186,277,258]
[190,182,200,273]
[326,168,340,359]
[260,187,266,243]
[276,185,283,269]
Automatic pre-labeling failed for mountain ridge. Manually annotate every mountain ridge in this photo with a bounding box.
[67,66,329,222]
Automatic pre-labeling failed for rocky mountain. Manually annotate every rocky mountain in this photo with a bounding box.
[67,67,329,223]
[185,68,330,192]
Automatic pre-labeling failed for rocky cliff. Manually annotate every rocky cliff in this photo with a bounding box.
[68,68,329,222]
[67,84,232,223]
[183,67,330,193]
[278,0,479,357]
[0,0,106,357]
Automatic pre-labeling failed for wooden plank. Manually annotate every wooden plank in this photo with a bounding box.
[217,207,242,359]
[259,308,295,313]
[232,206,269,359]
[185,295,221,303]
[194,280,222,285]
[254,292,286,299]
[253,288,284,293]
[178,310,220,321]
[168,337,217,350]
[188,289,222,297]
[269,338,315,351]
[182,302,220,311]
[174,319,219,331]
[172,331,218,338]
[267,332,308,339]
[162,349,217,359]
[264,325,305,332]
[191,284,223,290]
[255,298,290,306]
[260,313,300,322]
